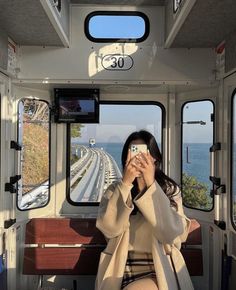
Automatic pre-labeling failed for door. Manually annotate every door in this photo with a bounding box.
[174,89,222,290]
[223,73,236,290]
[0,73,13,290]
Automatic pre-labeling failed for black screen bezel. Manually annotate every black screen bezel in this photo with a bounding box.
[54,88,99,123]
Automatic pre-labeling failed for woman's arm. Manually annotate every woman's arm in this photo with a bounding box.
[134,182,191,244]
[96,181,134,239]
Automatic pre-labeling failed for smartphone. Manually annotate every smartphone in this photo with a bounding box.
[130,144,148,158]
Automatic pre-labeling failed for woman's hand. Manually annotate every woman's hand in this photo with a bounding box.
[122,149,142,186]
[132,151,155,188]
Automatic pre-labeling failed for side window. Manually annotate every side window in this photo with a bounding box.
[17,99,50,210]
[232,92,236,226]
[181,100,214,211]
[68,103,163,205]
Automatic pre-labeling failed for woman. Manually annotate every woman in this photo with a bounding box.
[95,130,194,290]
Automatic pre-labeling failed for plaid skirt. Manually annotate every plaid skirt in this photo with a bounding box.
[121,251,156,289]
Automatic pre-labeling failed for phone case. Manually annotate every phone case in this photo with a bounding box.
[130,144,147,157]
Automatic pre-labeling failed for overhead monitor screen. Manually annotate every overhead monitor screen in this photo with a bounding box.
[54,88,99,123]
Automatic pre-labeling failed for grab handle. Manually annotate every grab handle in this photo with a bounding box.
[209,143,226,230]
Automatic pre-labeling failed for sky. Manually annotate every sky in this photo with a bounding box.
[183,101,213,143]
[89,15,145,39]
[76,104,162,143]
[74,102,213,144]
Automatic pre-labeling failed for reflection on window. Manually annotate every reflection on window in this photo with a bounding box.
[232,94,236,226]
[17,99,50,210]
[182,100,214,210]
[68,104,162,204]
[85,12,149,42]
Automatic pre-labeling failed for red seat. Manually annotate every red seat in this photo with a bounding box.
[23,218,203,276]
[181,219,203,276]
[23,218,106,275]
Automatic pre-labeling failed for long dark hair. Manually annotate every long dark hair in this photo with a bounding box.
[121,130,179,213]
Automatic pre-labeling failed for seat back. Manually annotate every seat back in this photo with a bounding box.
[23,218,106,275]
[181,219,203,276]
[23,218,202,276]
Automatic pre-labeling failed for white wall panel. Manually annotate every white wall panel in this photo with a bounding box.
[18,6,215,85]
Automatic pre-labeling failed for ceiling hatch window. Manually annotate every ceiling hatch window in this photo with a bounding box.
[85,11,149,43]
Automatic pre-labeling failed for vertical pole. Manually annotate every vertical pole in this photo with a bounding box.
[186,145,190,164]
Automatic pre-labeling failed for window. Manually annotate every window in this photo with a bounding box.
[173,0,183,13]
[85,12,149,43]
[232,91,236,227]
[17,99,50,210]
[67,103,163,205]
[181,100,214,211]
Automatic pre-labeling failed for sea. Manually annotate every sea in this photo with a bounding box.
[74,142,212,191]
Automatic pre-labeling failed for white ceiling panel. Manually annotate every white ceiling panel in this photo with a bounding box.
[0,0,63,46]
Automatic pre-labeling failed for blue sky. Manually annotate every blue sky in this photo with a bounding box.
[76,104,162,143]
[89,15,145,39]
[183,101,213,143]
[74,102,213,144]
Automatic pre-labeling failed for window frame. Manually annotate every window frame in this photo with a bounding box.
[84,11,150,43]
[16,98,51,211]
[66,101,165,206]
[180,98,215,212]
[230,88,236,229]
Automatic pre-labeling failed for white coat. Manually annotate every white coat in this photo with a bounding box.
[95,181,194,290]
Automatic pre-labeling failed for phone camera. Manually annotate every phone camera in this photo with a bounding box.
[131,145,137,152]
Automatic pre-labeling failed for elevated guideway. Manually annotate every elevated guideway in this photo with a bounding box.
[19,145,122,208]
[70,146,122,202]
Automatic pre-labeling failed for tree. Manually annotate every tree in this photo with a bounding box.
[71,124,84,138]
[182,172,212,209]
